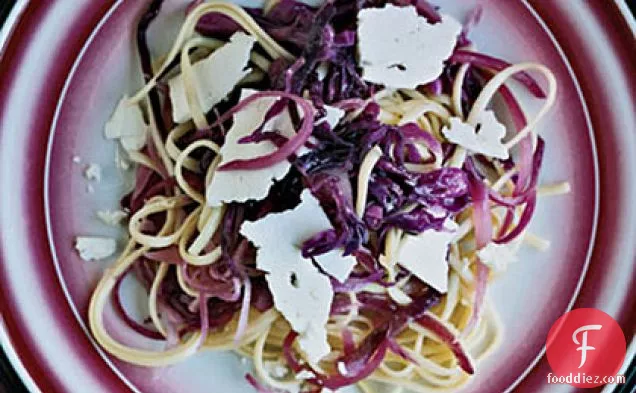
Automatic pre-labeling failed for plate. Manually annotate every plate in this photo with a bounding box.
[0,1,634,392]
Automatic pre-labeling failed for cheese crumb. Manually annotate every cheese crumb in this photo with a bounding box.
[357,5,462,89]
[84,164,102,182]
[104,96,148,151]
[72,155,81,164]
[442,111,509,159]
[169,32,256,124]
[397,220,456,293]
[96,210,128,226]
[75,236,116,261]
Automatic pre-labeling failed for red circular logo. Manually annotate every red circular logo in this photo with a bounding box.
[546,308,626,388]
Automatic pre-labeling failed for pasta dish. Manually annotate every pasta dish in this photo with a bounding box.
[86,1,569,392]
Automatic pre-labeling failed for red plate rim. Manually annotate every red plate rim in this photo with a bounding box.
[0,1,634,392]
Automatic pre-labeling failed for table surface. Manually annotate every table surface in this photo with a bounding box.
[0,1,634,392]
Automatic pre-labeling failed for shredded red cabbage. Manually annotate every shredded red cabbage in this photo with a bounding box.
[342,328,356,356]
[331,270,385,293]
[180,265,242,302]
[463,258,489,335]
[301,103,471,237]
[197,292,210,347]
[397,278,442,320]
[213,92,316,171]
[466,159,493,250]
[330,293,355,315]
[303,173,368,256]
[494,195,537,244]
[195,0,318,54]
[387,338,419,364]
[144,246,185,265]
[322,328,390,389]
[416,315,474,374]
[250,277,274,312]
[282,331,305,373]
[499,87,533,192]
[113,269,164,340]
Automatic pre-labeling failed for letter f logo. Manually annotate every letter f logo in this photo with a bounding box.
[572,325,602,368]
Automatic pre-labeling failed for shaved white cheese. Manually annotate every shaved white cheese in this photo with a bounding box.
[477,236,522,273]
[84,164,102,182]
[169,32,255,124]
[96,210,128,226]
[206,89,297,206]
[313,249,356,284]
[75,236,116,261]
[251,246,332,364]
[104,96,148,151]
[316,105,345,129]
[357,5,462,89]
[397,221,456,293]
[442,111,509,159]
[244,189,355,282]
[241,190,356,363]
